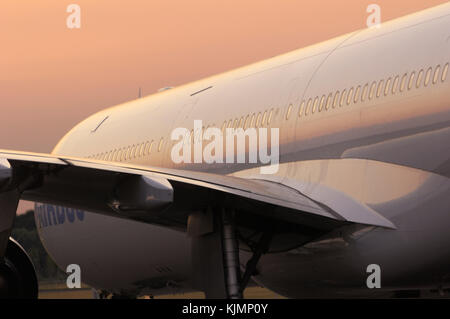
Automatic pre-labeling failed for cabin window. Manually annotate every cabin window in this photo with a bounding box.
[361,84,368,102]
[424,67,432,86]
[298,100,305,117]
[239,117,244,128]
[377,80,384,97]
[242,116,248,129]
[408,72,415,90]
[262,111,267,126]
[384,78,391,96]
[326,93,332,110]
[127,146,133,159]
[286,104,293,120]
[256,113,262,127]
[305,98,312,115]
[353,86,360,103]
[137,144,142,158]
[433,65,441,84]
[244,115,250,129]
[183,130,190,146]
[312,97,319,113]
[267,109,274,125]
[400,73,407,92]
[392,76,399,94]
[149,140,154,153]
[333,91,340,108]
[158,138,164,152]
[319,95,326,112]
[126,146,132,160]
[442,63,449,82]
[416,70,423,88]
[346,87,354,105]
[250,113,256,128]
[369,81,376,99]
[340,89,346,107]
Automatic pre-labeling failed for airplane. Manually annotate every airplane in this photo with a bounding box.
[1,2,450,299]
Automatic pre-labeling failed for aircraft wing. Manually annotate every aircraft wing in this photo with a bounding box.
[0,149,394,253]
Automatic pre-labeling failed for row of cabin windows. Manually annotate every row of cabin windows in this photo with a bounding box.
[89,106,278,160]
[89,137,165,162]
[184,108,277,145]
[221,108,276,133]
[284,63,449,120]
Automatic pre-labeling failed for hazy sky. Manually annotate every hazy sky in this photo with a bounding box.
[1,0,447,214]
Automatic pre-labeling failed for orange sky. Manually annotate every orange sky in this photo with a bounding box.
[1,0,447,214]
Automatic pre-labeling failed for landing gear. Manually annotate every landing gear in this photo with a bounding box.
[239,230,272,295]
[190,207,272,299]
[221,209,242,299]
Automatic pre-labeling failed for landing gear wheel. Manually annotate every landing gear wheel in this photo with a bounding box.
[0,239,38,299]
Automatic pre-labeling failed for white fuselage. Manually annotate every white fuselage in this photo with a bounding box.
[35,3,450,297]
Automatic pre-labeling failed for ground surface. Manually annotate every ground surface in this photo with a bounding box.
[38,282,286,299]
